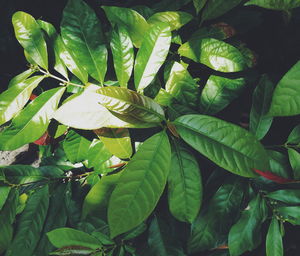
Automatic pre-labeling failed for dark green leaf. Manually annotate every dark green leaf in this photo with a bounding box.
[153,0,192,11]
[288,148,300,179]
[287,124,300,144]
[108,131,171,238]
[193,0,207,13]
[49,246,95,255]
[266,189,300,205]
[268,150,293,179]
[266,217,283,256]
[277,206,300,225]
[0,186,10,210]
[245,0,300,10]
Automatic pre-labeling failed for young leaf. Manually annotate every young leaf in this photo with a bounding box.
[0,87,65,150]
[174,115,269,177]
[266,217,283,256]
[228,194,268,256]
[12,11,48,69]
[245,0,300,10]
[178,38,246,72]
[8,69,35,88]
[147,11,193,31]
[61,0,107,84]
[269,61,300,116]
[5,186,49,256]
[0,76,44,126]
[110,25,134,87]
[287,124,300,144]
[288,148,300,179]
[102,6,149,48]
[168,139,202,223]
[250,75,274,140]
[108,131,171,238]
[134,23,171,91]
[97,86,165,123]
[266,189,300,205]
[47,228,101,250]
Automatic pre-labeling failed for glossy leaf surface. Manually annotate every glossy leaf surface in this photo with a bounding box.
[134,23,171,91]
[245,0,300,10]
[108,131,171,238]
[174,115,269,177]
[266,217,283,256]
[8,69,35,88]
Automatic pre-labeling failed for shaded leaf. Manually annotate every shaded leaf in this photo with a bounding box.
[254,169,294,184]
[245,0,300,10]
[266,189,300,205]
[193,0,208,13]
[287,124,300,144]
[288,148,300,179]
[277,206,300,225]
[0,186,10,210]
[266,217,283,256]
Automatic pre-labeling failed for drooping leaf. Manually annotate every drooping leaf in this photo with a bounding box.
[12,11,48,69]
[5,186,49,256]
[110,25,134,87]
[134,23,171,91]
[0,76,44,126]
[266,217,283,256]
[188,176,245,253]
[108,131,171,238]
[288,148,300,179]
[168,139,202,223]
[245,0,300,10]
[97,86,165,123]
[8,69,35,88]
[86,139,112,169]
[201,0,243,21]
[193,0,207,13]
[250,75,274,140]
[61,0,107,84]
[47,228,101,250]
[0,87,65,150]
[269,61,300,116]
[63,130,91,163]
[102,6,149,48]
[199,76,246,114]
[147,11,193,31]
[174,115,269,177]
[266,189,300,205]
[178,38,246,72]
[287,124,300,144]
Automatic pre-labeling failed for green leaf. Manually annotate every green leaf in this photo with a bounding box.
[82,172,122,220]
[178,38,246,72]
[250,75,274,140]
[193,0,208,13]
[269,61,300,116]
[8,69,35,88]
[86,139,112,169]
[61,0,107,84]
[108,131,171,238]
[12,11,48,69]
[38,20,68,79]
[277,206,300,225]
[97,86,165,123]
[268,150,293,179]
[288,148,300,179]
[154,88,173,106]
[287,124,300,144]
[202,0,243,20]
[49,246,95,255]
[228,194,268,256]
[102,6,149,48]
[0,186,10,210]
[266,189,300,204]
[134,23,171,91]
[63,130,91,163]
[147,11,193,31]
[6,186,49,256]
[0,87,65,150]
[174,115,269,177]
[0,76,44,126]
[47,228,101,250]
[153,0,192,11]
[110,26,134,88]
[199,76,246,114]
[165,62,199,109]
[188,176,245,253]
[266,217,283,256]
[168,139,202,223]
[245,0,300,10]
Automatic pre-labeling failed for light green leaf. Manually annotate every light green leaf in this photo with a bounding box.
[266,189,300,205]
[178,38,246,72]
[288,148,300,179]
[154,88,173,106]
[0,87,65,150]
[199,75,246,114]
[168,139,202,223]
[61,0,107,84]
[287,124,300,144]
[134,23,171,91]
[108,131,171,238]
[165,62,199,108]
[193,0,207,13]
[269,61,300,116]
[228,194,268,256]
[47,228,101,250]
[110,26,134,87]
[174,115,269,177]
[147,11,193,31]
[202,0,243,20]
[8,69,35,88]
[102,6,149,48]
[0,76,44,126]
[86,139,112,169]
[63,130,91,163]
[245,0,300,10]
[12,11,48,69]
[266,217,283,256]
[97,86,165,123]
[5,186,49,256]
[250,75,274,140]
[0,186,10,210]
